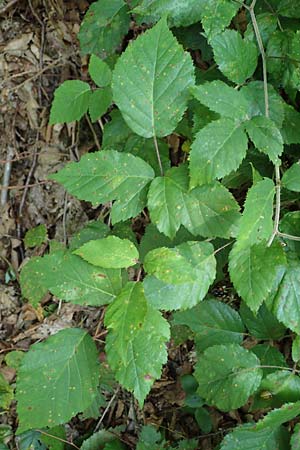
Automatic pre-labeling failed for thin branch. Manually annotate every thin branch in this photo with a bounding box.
[268,164,281,246]
[0,0,19,15]
[85,114,101,151]
[1,146,14,207]
[94,387,120,432]
[36,429,80,450]
[278,232,300,242]
[153,134,164,176]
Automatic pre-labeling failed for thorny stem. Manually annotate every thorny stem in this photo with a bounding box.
[153,134,164,176]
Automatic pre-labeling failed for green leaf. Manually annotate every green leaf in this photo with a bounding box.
[133,0,203,27]
[191,81,251,122]
[211,30,258,84]
[49,80,91,124]
[20,250,122,307]
[255,401,300,430]
[16,328,99,432]
[281,104,300,144]
[245,13,278,47]
[220,424,289,450]
[182,182,241,238]
[272,259,300,333]
[229,241,286,313]
[198,0,240,40]
[136,425,164,450]
[292,335,300,363]
[195,407,212,433]
[78,0,130,58]
[17,430,47,450]
[236,178,275,246]
[195,344,262,411]
[5,350,25,370]
[241,81,285,127]
[279,212,300,256]
[189,118,248,187]
[112,18,195,138]
[291,423,300,450]
[278,0,300,17]
[251,344,287,376]
[105,284,170,405]
[252,370,300,410]
[81,428,124,450]
[89,55,112,87]
[40,426,66,450]
[147,165,188,239]
[24,224,47,248]
[49,150,155,223]
[173,298,245,352]
[89,88,112,122]
[102,110,132,148]
[0,372,13,409]
[282,163,300,192]
[240,302,286,340]
[74,236,139,269]
[245,116,283,165]
[143,241,216,310]
[69,221,110,251]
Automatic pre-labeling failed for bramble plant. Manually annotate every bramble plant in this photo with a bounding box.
[5,0,300,448]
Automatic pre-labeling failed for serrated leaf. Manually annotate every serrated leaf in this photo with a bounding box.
[229,241,286,313]
[211,30,258,84]
[102,110,132,148]
[220,424,289,450]
[81,428,124,450]
[191,81,251,121]
[240,302,286,340]
[5,350,25,370]
[195,344,262,411]
[133,0,203,27]
[189,118,248,187]
[272,260,300,333]
[49,150,155,223]
[292,336,300,363]
[144,241,216,310]
[245,13,278,47]
[245,116,283,164]
[251,344,287,376]
[282,163,300,192]
[281,104,300,144]
[74,236,139,269]
[112,18,195,138]
[191,101,219,134]
[69,221,110,251]
[20,250,122,307]
[89,88,112,122]
[17,430,47,450]
[256,401,300,430]
[105,283,170,405]
[278,0,300,17]
[24,224,47,248]
[40,426,66,450]
[198,0,240,40]
[280,212,300,256]
[173,298,245,352]
[78,0,130,58]
[49,80,91,124]
[291,423,300,450]
[89,55,112,87]
[147,165,188,239]
[236,178,275,245]
[241,81,285,127]
[182,182,241,238]
[16,328,99,432]
[252,370,300,410]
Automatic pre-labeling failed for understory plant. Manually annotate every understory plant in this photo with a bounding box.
[4,0,300,448]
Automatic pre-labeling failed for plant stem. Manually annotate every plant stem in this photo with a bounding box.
[268,164,281,246]
[278,232,300,242]
[153,134,164,176]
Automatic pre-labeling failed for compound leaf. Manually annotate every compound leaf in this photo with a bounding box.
[282,163,300,192]
[229,241,286,313]
[49,150,155,223]
[112,18,195,138]
[105,283,170,405]
[49,80,91,124]
[245,116,283,165]
[191,80,251,122]
[211,30,258,84]
[195,344,262,411]
[16,328,99,432]
[236,178,275,245]
[173,298,245,351]
[74,236,139,269]
[78,0,130,58]
[189,118,248,187]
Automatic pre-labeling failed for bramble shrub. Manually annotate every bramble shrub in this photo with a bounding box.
[5,0,300,448]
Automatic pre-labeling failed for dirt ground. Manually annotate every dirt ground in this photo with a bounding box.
[0,2,237,448]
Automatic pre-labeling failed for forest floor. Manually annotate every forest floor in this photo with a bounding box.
[0,2,237,448]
